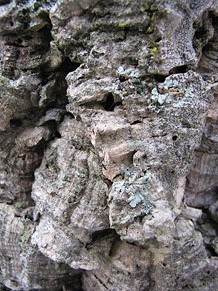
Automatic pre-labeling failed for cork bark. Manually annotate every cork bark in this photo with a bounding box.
[0,0,218,290]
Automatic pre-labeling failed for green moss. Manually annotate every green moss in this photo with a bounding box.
[150,13,156,22]
[118,21,129,29]
[146,26,154,34]
[149,45,159,56]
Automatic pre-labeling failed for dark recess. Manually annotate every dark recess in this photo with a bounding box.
[0,0,11,5]
[153,74,167,82]
[130,120,142,125]
[172,135,178,141]
[169,65,188,75]
[91,228,118,241]
[39,57,81,109]
[211,14,218,26]
[10,118,22,128]
[57,57,80,74]
[103,93,122,111]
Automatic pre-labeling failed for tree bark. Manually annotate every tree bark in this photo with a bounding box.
[0,0,218,290]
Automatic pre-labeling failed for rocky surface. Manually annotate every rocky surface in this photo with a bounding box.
[0,0,218,290]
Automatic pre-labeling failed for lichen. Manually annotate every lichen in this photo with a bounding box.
[116,66,141,78]
[124,172,154,213]
[149,45,159,56]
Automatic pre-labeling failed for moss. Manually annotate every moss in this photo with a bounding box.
[118,21,129,29]
[149,45,159,56]
[146,26,154,34]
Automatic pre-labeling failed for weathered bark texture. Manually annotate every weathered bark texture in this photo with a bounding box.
[0,0,218,290]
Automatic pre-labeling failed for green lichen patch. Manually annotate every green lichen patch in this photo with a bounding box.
[109,170,155,226]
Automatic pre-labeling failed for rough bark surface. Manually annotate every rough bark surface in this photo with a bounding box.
[0,0,218,290]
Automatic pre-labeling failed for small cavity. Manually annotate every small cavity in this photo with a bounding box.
[130,120,142,125]
[55,131,61,138]
[10,118,22,128]
[155,37,162,43]
[21,9,28,15]
[153,74,167,83]
[0,0,11,5]
[75,115,82,121]
[169,65,188,74]
[119,75,127,82]
[103,93,122,111]
[57,57,80,74]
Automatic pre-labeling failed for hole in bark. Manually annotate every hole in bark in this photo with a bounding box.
[172,135,178,141]
[0,0,11,4]
[155,37,162,43]
[17,38,23,44]
[57,57,80,74]
[10,118,22,128]
[21,9,28,15]
[119,75,127,82]
[24,212,33,221]
[169,65,188,74]
[138,215,144,223]
[103,93,115,111]
[130,120,142,125]
[91,229,117,241]
[153,74,167,83]
[76,115,82,121]
[9,21,14,26]
[103,93,122,111]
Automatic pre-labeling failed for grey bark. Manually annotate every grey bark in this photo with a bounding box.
[0,0,218,290]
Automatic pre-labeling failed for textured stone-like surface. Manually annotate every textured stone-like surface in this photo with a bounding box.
[1,0,218,290]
